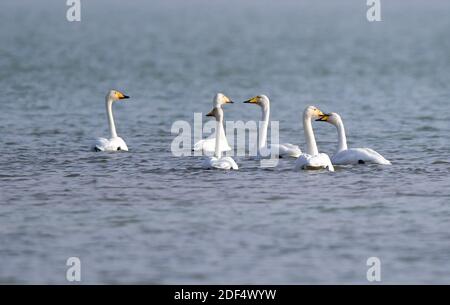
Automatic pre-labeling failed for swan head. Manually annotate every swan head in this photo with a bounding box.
[206,106,224,120]
[214,93,233,107]
[243,95,270,108]
[316,112,341,125]
[107,90,130,102]
[304,105,327,120]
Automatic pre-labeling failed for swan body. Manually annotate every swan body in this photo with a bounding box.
[193,93,233,153]
[259,143,302,158]
[93,137,128,152]
[202,106,238,170]
[243,95,301,158]
[316,112,391,165]
[202,156,239,170]
[92,90,130,152]
[331,148,390,165]
[295,153,334,171]
[294,106,335,172]
[193,131,231,152]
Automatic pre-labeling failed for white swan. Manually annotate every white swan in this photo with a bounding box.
[243,95,302,158]
[92,90,130,152]
[316,112,391,165]
[294,106,335,171]
[202,107,238,170]
[193,93,233,153]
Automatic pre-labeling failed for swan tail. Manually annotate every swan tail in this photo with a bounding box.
[365,148,391,165]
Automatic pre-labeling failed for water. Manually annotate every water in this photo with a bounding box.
[1,0,450,284]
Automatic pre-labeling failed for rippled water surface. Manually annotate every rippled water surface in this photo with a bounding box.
[1,0,450,283]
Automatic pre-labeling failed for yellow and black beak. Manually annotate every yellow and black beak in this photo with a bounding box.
[117,91,130,100]
[243,96,259,104]
[316,113,331,122]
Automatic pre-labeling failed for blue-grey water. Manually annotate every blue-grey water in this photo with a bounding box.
[1,0,450,284]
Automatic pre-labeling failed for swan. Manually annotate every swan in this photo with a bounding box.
[202,107,238,170]
[243,95,302,158]
[294,106,335,171]
[316,112,391,165]
[92,90,130,152]
[193,93,233,153]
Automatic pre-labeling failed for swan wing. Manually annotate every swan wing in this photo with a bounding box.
[332,148,391,165]
[295,153,334,172]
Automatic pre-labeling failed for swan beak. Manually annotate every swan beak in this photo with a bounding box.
[243,96,259,104]
[116,91,130,100]
[222,95,233,104]
[316,113,331,122]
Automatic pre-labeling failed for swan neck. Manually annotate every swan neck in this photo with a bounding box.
[106,98,117,138]
[303,114,319,156]
[214,116,223,158]
[335,119,348,153]
[259,104,269,151]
